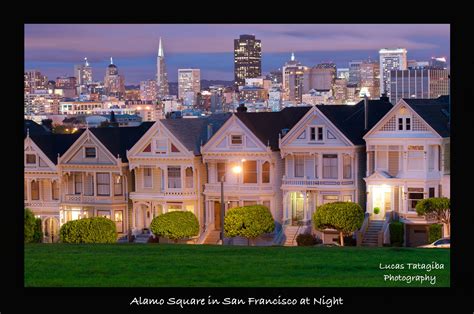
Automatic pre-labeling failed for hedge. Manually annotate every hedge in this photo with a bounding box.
[312,202,364,246]
[389,221,404,246]
[25,208,42,243]
[224,205,275,242]
[296,233,321,246]
[150,211,199,241]
[429,224,443,243]
[59,217,117,243]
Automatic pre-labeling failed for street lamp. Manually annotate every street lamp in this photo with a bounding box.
[220,162,243,245]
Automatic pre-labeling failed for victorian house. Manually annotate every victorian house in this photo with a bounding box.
[56,124,153,237]
[363,96,450,246]
[279,98,393,244]
[201,107,310,244]
[126,114,230,239]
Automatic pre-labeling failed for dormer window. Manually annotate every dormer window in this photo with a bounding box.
[26,154,36,164]
[85,147,96,158]
[309,126,323,141]
[231,135,243,145]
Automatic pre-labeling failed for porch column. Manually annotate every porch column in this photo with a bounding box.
[282,191,288,221]
[303,191,308,221]
[26,178,31,202]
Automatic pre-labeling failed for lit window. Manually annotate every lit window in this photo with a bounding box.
[231,135,243,145]
[168,166,181,189]
[243,160,257,183]
[262,161,270,183]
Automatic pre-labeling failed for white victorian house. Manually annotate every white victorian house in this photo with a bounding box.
[279,98,393,244]
[57,124,153,237]
[201,107,310,244]
[126,115,230,239]
[363,96,450,246]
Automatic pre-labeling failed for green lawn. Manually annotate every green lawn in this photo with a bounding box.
[25,244,449,287]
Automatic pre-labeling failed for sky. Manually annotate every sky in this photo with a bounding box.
[24,24,450,84]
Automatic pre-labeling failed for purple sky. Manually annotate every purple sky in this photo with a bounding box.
[24,24,450,84]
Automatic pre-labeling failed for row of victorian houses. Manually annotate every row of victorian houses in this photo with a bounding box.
[24,95,450,247]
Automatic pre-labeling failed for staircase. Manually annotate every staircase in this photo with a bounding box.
[202,230,221,245]
[283,225,301,246]
[134,230,153,243]
[361,220,384,246]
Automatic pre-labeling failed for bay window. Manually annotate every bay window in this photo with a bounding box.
[168,166,181,188]
[294,155,304,178]
[323,154,338,179]
[97,173,110,196]
[243,160,257,183]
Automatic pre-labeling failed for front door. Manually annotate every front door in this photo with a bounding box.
[44,217,59,243]
[290,192,304,225]
[372,186,391,219]
[214,201,221,230]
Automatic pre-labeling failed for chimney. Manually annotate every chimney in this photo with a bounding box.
[364,95,369,130]
[207,123,213,141]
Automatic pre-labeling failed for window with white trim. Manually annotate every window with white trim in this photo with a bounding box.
[408,188,424,211]
[231,134,243,145]
[323,154,338,179]
[343,154,352,179]
[243,160,257,183]
[168,166,182,188]
[309,126,323,141]
[217,163,226,182]
[97,173,110,196]
[84,147,96,158]
[52,181,59,200]
[31,180,39,200]
[155,139,167,154]
[185,167,193,188]
[407,145,424,171]
[314,154,319,178]
[262,161,270,183]
[294,155,304,178]
[26,154,36,165]
[143,168,153,188]
[114,175,123,196]
[323,195,339,204]
[74,173,82,195]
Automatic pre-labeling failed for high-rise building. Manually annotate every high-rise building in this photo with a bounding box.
[348,60,363,86]
[209,85,225,113]
[360,60,380,99]
[156,37,169,98]
[429,57,448,69]
[55,76,77,89]
[379,48,407,97]
[337,68,350,80]
[74,58,93,86]
[234,34,262,87]
[389,68,449,104]
[140,80,158,102]
[282,53,305,101]
[24,70,48,93]
[104,57,125,98]
[178,69,201,105]
[333,78,348,103]
[312,63,337,91]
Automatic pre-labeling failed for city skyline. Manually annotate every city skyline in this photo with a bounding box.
[25,24,450,84]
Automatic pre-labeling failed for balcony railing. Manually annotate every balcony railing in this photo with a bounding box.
[63,194,125,203]
[24,201,60,208]
[130,190,197,200]
[204,183,274,194]
[282,177,354,186]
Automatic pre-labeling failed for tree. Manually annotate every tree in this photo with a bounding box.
[415,197,450,236]
[224,205,275,245]
[150,211,199,243]
[312,202,364,246]
[24,208,36,243]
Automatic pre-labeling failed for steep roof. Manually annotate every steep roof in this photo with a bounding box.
[24,120,50,137]
[235,107,312,150]
[89,122,154,162]
[402,96,450,137]
[317,99,394,145]
[28,132,83,165]
[161,114,232,155]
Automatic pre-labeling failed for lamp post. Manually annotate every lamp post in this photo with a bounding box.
[220,163,242,245]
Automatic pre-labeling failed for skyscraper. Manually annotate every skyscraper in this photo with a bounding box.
[379,48,407,97]
[234,34,262,87]
[156,37,169,98]
[24,70,48,93]
[140,79,158,102]
[389,68,449,104]
[104,57,125,98]
[348,60,363,86]
[178,69,201,106]
[429,57,448,69]
[360,60,380,99]
[282,53,303,101]
[74,58,93,86]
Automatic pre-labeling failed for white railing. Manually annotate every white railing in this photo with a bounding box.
[204,184,274,193]
[282,178,354,186]
[24,201,59,208]
[356,212,370,246]
[379,210,393,246]
[63,194,125,203]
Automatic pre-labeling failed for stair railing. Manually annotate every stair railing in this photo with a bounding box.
[291,225,301,246]
[356,212,370,246]
[378,211,393,246]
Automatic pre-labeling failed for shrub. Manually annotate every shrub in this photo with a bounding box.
[373,207,380,215]
[224,205,275,245]
[429,224,443,243]
[416,197,450,235]
[33,218,43,243]
[312,202,364,246]
[147,235,160,243]
[343,235,357,246]
[24,208,36,243]
[59,217,117,243]
[150,211,199,242]
[389,221,404,246]
[296,233,320,246]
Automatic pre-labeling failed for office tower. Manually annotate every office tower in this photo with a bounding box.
[234,34,262,87]
[268,69,283,84]
[312,63,337,91]
[104,57,125,98]
[74,57,93,86]
[360,60,380,99]
[389,68,449,104]
[140,80,158,102]
[55,76,77,89]
[379,48,407,97]
[156,37,169,98]
[24,70,48,93]
[429,57,448,69]
[178,69,201,105]
[348,60,363,86]
[282,53,304,101]
[209,85,224,113]
[333,78,348,103]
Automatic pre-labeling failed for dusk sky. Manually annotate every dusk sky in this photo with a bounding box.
[24,24,450,84]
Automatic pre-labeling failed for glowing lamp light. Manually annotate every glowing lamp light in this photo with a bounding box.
[232,166,242,174]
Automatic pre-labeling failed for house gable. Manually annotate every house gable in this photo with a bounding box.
[364,100,441,140]
[127,120,194,159]
[280,106,353,149]
[24,137,56,171]
[59,130,117,165]
[202,115,268,153]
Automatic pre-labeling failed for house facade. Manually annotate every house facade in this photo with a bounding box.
[126,115,230,237]
[363,96,450,246]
